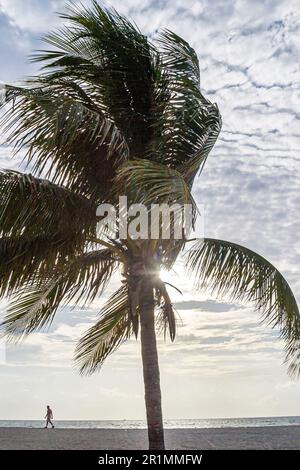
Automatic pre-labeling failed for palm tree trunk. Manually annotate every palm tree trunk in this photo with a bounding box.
[139,282,165,450]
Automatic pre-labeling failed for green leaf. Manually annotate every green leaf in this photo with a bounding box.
[75,286,131,374]
[145,30,222,177]
[0,234,80,298]
[30,0,157,157]
[157,29,200,87]
[1,249,117,339]
[113,159,197,208]
[1,85,128,202]
[0,170,96,238]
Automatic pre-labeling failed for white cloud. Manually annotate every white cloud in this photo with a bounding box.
[0,0,65,33]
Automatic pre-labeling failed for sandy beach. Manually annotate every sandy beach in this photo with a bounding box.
[0,426,299,450]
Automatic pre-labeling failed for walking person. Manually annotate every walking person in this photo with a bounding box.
[44,405,55,429]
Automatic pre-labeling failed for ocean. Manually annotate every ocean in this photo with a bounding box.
[1,416,300,429]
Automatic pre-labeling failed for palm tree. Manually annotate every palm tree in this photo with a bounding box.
[0,1,299,450]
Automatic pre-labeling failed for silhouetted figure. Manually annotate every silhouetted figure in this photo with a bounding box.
[44,405,55,429]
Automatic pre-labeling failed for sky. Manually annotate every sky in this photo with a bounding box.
[0,0,300,421]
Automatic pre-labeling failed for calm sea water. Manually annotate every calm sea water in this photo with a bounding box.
[1,417,300,429]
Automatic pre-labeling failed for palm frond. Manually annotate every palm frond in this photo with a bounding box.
[2,279,65,340]
[145,30,222,178]
[75,286,131,374]
[0,170,96,238]
[31,0,157,157]
[186,238,300,376]
[179,104,221,184]
[0,234,80,298]
[0,170,98,297]
[113,159,197,212]
[1,85,128,202]
[157,29,200,89]
[63,249,118,305]
[1,249,117,339]
[110,159,198,245]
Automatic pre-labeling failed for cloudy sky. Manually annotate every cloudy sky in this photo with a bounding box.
[0,0,300,422]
